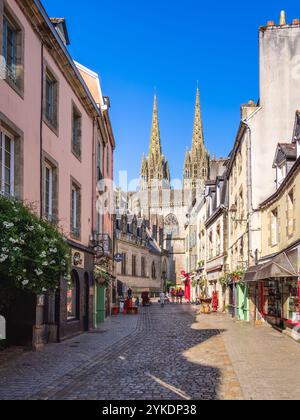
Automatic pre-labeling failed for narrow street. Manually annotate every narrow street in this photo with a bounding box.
[1,304,300,400]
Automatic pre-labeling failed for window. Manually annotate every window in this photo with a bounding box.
[44,163,53,220]
[271,208,278,246]
[2,11,23,91]
[216,224,221,256]
[97,141,103,181]
[71,182,81,238]
[2,16,17,84]
[106,145,110,176]
[151,262,156,280]
[209,230,213,259]
[132,255,137,277]
[67,272,79,320]
[72,105,82,159]
[287,190,295,237]
[44,68,58,130]
[0,130,14,196]
[121,253,127,275]
[141,257,146,277]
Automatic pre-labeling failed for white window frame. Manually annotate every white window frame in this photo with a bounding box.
[44,162,53,219]
[0,129,14,197]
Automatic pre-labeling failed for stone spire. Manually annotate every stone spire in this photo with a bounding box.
[140,95,171,191]
[183,87,210,190]
[149,95,162,165]
[191,88,205,156]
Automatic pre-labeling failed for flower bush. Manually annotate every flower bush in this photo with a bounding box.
[0,196,71,294]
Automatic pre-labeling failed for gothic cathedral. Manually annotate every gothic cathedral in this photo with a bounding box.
[129,88,210,283]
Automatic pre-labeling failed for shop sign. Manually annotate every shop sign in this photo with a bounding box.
[72,249,85,269]
[114,253,124,263]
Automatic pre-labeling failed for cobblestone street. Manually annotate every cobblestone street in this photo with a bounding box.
[1,304,300,400]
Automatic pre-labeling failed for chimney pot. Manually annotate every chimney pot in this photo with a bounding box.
[293,18,300,25]
[267,20,275,27]
[280,10,286,26]
[248,100,255,106]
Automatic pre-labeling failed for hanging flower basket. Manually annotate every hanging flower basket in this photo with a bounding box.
[94,265,112,286]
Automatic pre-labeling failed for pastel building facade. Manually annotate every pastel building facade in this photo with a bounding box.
[0,0,114,347]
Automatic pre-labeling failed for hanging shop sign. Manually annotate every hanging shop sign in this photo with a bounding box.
[114,253,124,263]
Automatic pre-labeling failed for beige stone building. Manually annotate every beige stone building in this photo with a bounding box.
[250,112,300,333]
[205,172,228,311]
[116,214,166,296]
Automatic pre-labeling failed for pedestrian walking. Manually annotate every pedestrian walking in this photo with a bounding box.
[178,288,184,305]
[160,291,165,308]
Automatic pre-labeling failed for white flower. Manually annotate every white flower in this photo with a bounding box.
[1,248,8,253]
[22,280,29,286]
[42,288,47,292]
[26,226,34,232]
[9,238,18,244]
[42,262,48,267]
[50,248,58,254]
[40,251,47,258]
[3,222,14,229]
[23,269,27,273]
[0,254,8,263]
[34,269,43,277]
[50,260,56,265]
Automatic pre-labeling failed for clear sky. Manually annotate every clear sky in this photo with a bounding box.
[43,0,299,184]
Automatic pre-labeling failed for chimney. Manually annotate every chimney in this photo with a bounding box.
[267,20,275,27]
[279,10,286,26]
[293,18,300,25]
[241,100,257,120]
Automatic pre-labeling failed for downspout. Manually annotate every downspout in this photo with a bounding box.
[40,43,44,218]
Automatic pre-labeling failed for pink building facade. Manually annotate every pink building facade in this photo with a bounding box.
[0,0,115,347]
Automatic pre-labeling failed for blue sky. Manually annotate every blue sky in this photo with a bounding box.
[43,0,299,183]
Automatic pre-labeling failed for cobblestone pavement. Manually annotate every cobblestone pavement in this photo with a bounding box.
[3,305,300,400]
[0,304,242,400]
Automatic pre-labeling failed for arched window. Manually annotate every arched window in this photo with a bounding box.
[141,257,146,277]
[164,214,179,237]
[67,271,80,320]
[151,262,156,280]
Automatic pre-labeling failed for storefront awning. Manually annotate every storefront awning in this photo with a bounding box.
[245,249,298,282]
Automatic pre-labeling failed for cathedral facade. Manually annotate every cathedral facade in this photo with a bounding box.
[128,89,210,283]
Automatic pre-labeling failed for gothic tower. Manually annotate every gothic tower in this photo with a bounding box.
[183,88,210,191]
[140,95,171,190]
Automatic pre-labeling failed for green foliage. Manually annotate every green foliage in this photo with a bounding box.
[0,196,71,295]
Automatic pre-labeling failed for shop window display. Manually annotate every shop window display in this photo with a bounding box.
[287,282,300,323]
[263,281,282,318]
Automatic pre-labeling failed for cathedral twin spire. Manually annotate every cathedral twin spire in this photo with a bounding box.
[141,88,209,191]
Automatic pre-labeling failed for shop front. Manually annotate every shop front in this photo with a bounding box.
[245,248,299,333]
[56,245,95,342]
[236,282,250,322]
[207,266,224,312]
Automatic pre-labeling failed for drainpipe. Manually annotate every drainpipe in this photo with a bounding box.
[40,43,44,218]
